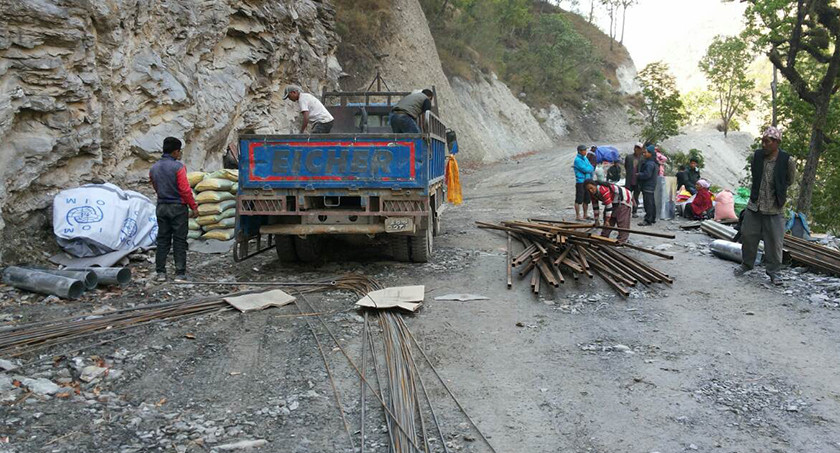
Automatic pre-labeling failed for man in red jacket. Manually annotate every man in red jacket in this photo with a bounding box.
[149,137,199,282]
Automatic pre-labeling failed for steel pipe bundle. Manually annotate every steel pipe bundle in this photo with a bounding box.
[2,266,86,299]
[66,267,131,286]
[477,219,674,297]
[29,269,99,290]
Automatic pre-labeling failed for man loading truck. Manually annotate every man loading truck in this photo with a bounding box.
[283,84,334,134]
[389,89,434,133]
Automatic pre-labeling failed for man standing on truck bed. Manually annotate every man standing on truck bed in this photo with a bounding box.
[149,137,199,282]
[283,85,334,134]
[390,89,434,133]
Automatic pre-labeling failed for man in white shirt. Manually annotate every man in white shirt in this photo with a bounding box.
[283,85,334,134]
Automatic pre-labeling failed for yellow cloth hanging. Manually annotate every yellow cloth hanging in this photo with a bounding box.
[445,155,462,205]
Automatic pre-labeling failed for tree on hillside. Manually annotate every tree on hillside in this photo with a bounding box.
[741,0,840,215]
[504,13,599,100]
[600,0,621,50]
[633,62,685,143]
[618,0,637,44]
[698,34,756,137]
[775,60,840,229]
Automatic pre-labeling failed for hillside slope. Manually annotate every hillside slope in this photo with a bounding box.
[334,0,554,162]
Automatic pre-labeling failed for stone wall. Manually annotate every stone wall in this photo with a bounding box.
[0,0,340,260]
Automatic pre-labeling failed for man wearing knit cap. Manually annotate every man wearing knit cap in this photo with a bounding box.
[735,126,796,285]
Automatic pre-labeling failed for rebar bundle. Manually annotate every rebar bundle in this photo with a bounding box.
[477,219,674,296]
[0,275,379,358]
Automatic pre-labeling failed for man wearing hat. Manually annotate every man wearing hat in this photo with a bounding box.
[283,85,334,134]
[736,126,796,285]
[390,89,434,133]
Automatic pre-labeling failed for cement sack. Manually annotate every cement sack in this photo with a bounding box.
[201,228,235,241]
[188,229,202,239]
[197,199,236,216]
[196,208,235,226]
[207,169,239,182]
[187,172,206,187]
[53,183,157,257]
[195,178,234,192]
[714,190,737,221]
[188,219,200,230]
[195,191,235,204]
[203,217,236,231]
[231,183,238,194]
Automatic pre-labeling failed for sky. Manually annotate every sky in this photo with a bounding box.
[590,0,750,91]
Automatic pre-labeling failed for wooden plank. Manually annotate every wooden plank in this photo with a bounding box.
[506,232,512,289]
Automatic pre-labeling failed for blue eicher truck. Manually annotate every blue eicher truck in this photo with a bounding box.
[234,87,458,263]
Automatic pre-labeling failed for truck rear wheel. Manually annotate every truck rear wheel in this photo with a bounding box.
[390,236,411,262]
[409,227,433,263]
[294,236,322,263]
[275,235,297,263]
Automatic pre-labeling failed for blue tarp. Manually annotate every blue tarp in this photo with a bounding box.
[595,146,620,163]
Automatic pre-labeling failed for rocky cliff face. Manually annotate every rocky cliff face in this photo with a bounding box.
[335,0,554,163]
[0,0,340,260]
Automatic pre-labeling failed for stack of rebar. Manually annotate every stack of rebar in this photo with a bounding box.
[0,275,379,358]
[477,219,674,297]
[783,234,840,276]
[698,220,840,276]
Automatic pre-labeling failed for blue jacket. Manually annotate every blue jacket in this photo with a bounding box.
[573,154,594,183]
[636,157,658,192]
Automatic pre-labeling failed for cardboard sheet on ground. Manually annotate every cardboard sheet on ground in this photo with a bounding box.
[355,285,425,312]
[50,248,137,268]
[434,294,489,301]
[224,290,296,312]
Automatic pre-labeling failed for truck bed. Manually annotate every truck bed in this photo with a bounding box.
[239,133,445,194]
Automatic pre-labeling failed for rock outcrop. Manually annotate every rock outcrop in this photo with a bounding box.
[0,0,340,260]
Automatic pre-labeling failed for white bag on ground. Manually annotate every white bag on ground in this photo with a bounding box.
[53,183,157,257]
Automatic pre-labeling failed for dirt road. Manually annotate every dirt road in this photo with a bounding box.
[2,146,840,453]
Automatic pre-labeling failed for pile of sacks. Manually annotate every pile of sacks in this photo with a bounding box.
[187,170,238,241]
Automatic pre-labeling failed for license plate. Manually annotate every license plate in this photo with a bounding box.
[385,217,414,233]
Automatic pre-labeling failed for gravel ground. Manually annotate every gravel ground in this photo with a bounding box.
[1,145,840,453]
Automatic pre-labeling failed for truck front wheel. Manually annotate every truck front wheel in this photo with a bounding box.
[409,227,433,263]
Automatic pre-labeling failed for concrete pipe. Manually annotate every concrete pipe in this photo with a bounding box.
[66,267,131,286]
[2,266,86,299]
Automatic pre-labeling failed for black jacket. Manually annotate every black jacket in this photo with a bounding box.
[686,167,701,187]
[636,157,658,192]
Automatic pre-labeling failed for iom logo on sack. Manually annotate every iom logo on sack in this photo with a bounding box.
[64,199,106,235]
[119,218,139,246]
[66,206,104,225]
